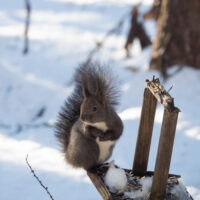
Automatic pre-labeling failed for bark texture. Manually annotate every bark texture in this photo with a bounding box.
[133,88,157,176]
[143,0,162,20]
[150,0,200,77]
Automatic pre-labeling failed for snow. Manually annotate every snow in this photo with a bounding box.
[103,163,192,199]
[104,161,127,193]
[125,177,152,199]
[0,0,200,200]
[170,179,193,200]
[124,176,192,200]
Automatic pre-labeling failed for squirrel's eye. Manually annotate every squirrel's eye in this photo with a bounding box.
[92,106,97,112]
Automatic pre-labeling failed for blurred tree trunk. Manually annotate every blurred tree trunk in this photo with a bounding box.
[150,0,200,78]
[143,0,162,20]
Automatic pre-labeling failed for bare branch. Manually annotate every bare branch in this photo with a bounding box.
[167,85,173,93]
[25,155,55,200]
[83,11,129,65]
[23,0,31,54]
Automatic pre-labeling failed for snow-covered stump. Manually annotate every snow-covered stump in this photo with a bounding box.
[87,77,193,200]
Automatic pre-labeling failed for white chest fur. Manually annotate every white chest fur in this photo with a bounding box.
[96,138,116,163]
[89,121,115,163]
[93,122,108,132]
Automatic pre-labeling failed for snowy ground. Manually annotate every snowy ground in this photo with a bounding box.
[0,0,200,199]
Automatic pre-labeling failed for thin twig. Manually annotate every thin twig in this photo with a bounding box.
[83,11,129,65]
[167,85,173,93]
[23,0,31,54]
[25,155,55,200]
[83,1,146,64]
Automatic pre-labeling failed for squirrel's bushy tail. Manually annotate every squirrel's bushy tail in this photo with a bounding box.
[55,63,120,150]
[55,81,83,152]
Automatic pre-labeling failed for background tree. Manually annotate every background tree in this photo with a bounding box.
[150,0,200,78]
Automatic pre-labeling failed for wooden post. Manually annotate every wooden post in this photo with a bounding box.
[87,171,112,200]
[133,88,157,175]
[150,108,179,200]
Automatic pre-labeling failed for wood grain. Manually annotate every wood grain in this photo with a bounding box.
[133,88,157,175]
[150,108,179,200]
[87,171,112,200]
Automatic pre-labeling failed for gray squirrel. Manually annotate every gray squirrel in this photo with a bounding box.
[55,63,123,171]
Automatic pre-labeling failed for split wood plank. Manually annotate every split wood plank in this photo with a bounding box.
[150,108,179,200]
[146,77,180,112]
[133,88,157,175]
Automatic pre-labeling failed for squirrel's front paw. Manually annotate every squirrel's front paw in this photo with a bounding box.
[99,133,109,141]
[99,130,113,141]
[85,126,103,138]
[91,126,103,137]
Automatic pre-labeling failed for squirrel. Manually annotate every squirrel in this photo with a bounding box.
[55,63,123,171]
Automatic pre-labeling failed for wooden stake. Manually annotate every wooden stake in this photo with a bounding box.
[133,88,157,175]
[150,108,179,200]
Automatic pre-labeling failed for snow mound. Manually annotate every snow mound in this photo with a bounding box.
[104,160,128,193]
[102,163,193,200]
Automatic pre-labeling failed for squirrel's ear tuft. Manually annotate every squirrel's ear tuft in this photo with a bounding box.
[82,77,90,98]
[94,78,106,105]
[83,87,90,98]
[94,78,100,95]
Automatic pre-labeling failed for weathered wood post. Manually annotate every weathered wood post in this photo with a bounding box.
[146,77,180,200]
[133,88,157,175]
[87,172,112,200]
[150,108,179,200]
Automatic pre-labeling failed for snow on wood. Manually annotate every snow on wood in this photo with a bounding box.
[87,163,193,200]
